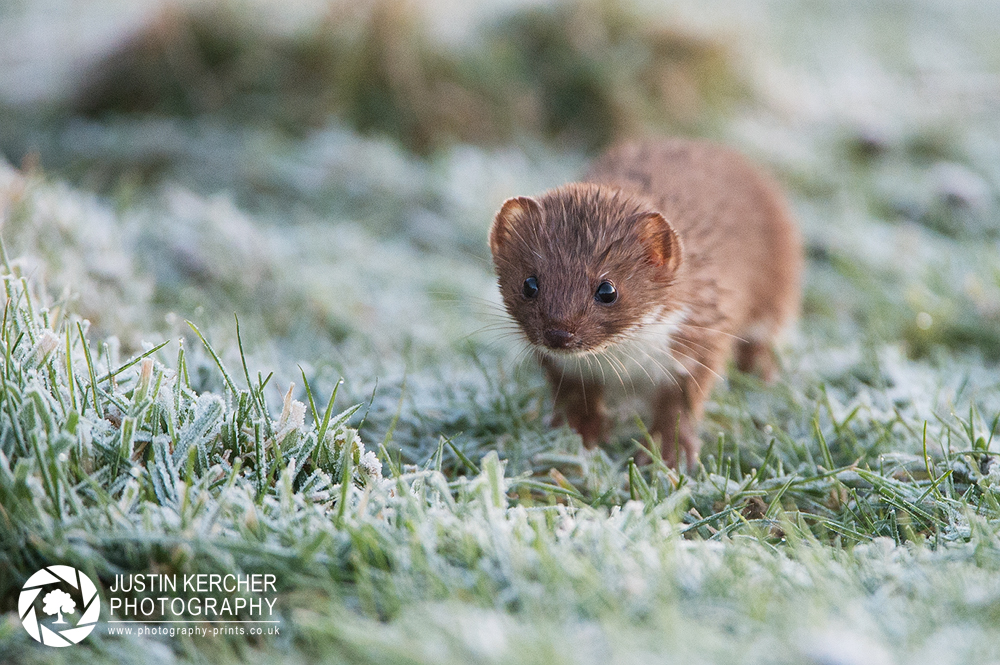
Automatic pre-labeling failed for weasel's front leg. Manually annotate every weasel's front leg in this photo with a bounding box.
[651,381,700,469]
[540,357,607,449]
[652,334,725,469]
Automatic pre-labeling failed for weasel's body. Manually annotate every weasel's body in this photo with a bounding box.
[489,139,802,467]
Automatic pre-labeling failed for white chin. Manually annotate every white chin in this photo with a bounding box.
[536,343,608,358]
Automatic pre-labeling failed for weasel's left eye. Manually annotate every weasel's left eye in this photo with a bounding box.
[595,281,617,304]
[522,276,539,299]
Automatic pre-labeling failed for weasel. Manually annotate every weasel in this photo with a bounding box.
[488,139,802,468]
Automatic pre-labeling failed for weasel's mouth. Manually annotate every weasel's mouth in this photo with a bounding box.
[535,338,608,357]
[539,345,586,356]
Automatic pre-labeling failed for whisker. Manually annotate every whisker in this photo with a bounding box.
[679,323,749,345]
[593,349,608,386]
[461,295,509,309]
[511,345,540,384]
[666,347,724,392]
[462,323,524,336]
[615,346,659,388]
[669,334,715,356]
[667,341,725,384]
[464,328,526,343]
[606,351,636,392]
[553,358,567,407]
[668,352,704,396]
[512,344,537,370]
[424,293,506,309]
[635,347,681,385]
[598,350,629,395]
[461,333,530,355]
[619,340,686,393]
[613,352,645,401]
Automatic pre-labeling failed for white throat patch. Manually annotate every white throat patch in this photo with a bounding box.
[545,306,691,393]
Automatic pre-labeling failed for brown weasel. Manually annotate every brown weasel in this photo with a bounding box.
[488,139,802,468]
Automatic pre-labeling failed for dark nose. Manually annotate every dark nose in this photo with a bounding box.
[543,329,576,349]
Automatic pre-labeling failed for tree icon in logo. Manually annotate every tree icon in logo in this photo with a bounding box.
[43,589,77,624]
[19,566,100,647]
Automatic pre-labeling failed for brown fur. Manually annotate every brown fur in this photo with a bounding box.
[489,139,802,468]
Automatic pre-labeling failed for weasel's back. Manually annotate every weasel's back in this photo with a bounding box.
[585,139,802,338]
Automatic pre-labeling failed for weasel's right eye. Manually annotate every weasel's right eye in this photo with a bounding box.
[595,280,617,304]
[522,276,539,299]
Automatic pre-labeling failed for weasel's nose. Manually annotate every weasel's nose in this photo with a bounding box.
[543,329,576,349]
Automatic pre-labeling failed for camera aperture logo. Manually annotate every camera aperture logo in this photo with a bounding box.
[19,566,100,647]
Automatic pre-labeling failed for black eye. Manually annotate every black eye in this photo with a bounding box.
[522,276,539,299]
[595,281,617,304]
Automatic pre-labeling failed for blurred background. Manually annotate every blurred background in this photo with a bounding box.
[6,5,1000,662]
[1,0,1000,465]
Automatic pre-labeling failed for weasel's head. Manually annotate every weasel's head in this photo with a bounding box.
[488,184,684,356]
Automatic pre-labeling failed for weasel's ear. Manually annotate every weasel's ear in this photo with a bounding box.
[490,196,540,254]
[638,212,682,273]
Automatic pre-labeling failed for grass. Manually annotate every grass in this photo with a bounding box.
[2,0,1000,662]
[3,261,1000,663]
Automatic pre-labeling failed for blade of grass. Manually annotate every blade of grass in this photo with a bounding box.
[186,321,237,395]
[445,437,479,475]
[78,321,102,417]
[814,417,835,470]
[97,339,170,384]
